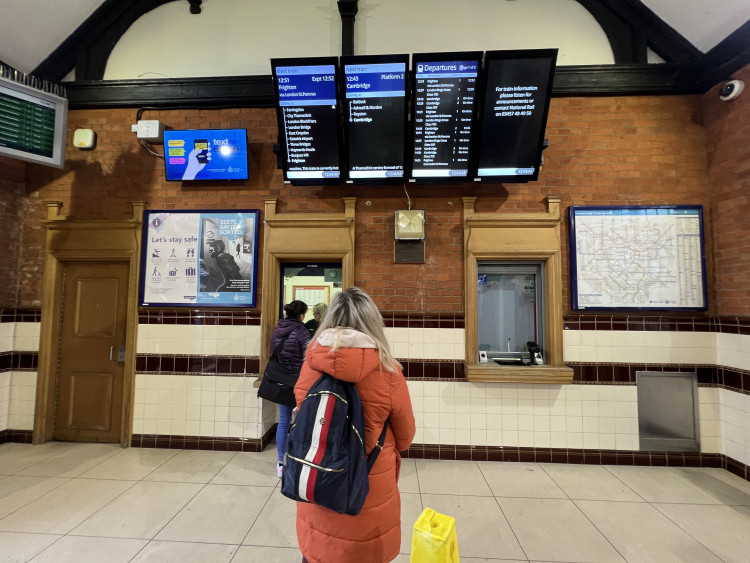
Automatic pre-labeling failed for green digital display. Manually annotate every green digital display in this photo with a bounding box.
[0,76,67,168]
[0,91,56,157]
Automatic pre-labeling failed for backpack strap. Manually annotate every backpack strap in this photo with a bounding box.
[366,419,389,472]
[270,335,289,360]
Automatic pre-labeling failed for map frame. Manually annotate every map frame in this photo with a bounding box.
[569,205,708,311]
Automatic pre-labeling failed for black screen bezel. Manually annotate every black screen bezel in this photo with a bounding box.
[340,53,410,184]
[408,51,483,183]
[270,56,344,186]
[472,48,558,184]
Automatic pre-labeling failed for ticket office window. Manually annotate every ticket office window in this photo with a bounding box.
[477,262,545,365]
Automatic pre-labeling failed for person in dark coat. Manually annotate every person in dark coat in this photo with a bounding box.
[269,300,311,477]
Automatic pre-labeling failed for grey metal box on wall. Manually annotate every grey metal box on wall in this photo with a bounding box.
[636,371,700,452]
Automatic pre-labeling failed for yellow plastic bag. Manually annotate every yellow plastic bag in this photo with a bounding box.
[410,507,459,562]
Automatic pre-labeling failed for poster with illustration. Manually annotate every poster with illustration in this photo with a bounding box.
[140,209,259,307]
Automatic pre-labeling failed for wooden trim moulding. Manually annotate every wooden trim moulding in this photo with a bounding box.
[463,196,573,384]
[259,198,356,382]
[34,201,144,447]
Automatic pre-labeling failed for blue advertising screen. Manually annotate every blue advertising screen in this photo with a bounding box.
[272,58,342,182]
[342,55,408,180]
[410,53,482,179]
[164,129,248,181]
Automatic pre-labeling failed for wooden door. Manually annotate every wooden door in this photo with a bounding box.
[54,262,129,442]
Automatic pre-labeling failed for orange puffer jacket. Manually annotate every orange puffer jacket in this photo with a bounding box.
[293,328,416,563]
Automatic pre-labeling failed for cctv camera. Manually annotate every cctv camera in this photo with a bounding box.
[719,79,744,101]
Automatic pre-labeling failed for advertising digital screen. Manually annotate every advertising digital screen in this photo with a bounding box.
[410,52,481,180]
[271,57,342,183]
[163,129,248,181]
[0,76,67,169]
[341,54,408,181]
[475,49,557,182]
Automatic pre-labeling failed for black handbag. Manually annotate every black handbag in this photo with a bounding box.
[257,336,299,407]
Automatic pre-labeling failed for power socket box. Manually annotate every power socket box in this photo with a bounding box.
[131,120,165,142]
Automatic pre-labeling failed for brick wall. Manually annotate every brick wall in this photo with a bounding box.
[18,93,711,311]
[703,63,750,317]
[0,156,26,307]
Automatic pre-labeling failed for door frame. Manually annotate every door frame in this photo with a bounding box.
[33,201,143,447]
[260,198,356,375]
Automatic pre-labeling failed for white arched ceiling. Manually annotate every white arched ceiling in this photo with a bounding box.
[641,0,750,53]
[104,0,342,79]
[356,0,614,66]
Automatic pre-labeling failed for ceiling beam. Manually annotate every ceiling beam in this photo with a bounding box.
[33,0,180,82]
[576,0,702,64]
[64,64,706,109]
[697,19,750,86]
[575,0,647,64]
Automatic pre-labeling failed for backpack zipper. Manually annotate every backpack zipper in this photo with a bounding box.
[286,453,345,472]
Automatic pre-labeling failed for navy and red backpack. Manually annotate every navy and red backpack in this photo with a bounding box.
[280,372,388,515]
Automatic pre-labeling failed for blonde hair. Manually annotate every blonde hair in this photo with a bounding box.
[310,287,400,372]
[312,302,328,318]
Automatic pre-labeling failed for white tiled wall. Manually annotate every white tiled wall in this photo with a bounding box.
[2,320,748,468]
[384,327,465,360]
[135,324,465,360]
[136,324,262,357]
[133,373,265,439]
[7,371,35,431]
[0,371,9,431]
[719,388,750,466]
[563,329,718,365]
[1,322,40,433]
[0,322,41,354]
[0,322,13,353]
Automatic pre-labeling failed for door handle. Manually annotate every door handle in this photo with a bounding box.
[109,345,126,362]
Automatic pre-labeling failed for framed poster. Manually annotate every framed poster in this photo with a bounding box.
[140,209,259,307]
[569,205,708,311]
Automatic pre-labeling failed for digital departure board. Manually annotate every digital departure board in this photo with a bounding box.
[475,49,557,182]
[0,76,67,168]
[410,52,482,180]
[271,57,342,183]
[341,54,408,181]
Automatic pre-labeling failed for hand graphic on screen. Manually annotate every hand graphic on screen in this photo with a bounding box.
[182,148,211,180]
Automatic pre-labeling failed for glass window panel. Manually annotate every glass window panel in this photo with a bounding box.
[477,262,544,363]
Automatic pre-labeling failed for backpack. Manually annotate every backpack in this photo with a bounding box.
[280,372,388,515]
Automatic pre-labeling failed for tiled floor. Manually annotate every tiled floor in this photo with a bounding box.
[1,442,750,562]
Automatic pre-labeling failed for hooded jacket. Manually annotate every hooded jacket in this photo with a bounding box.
[294,328,416,563]
[270,318,311,371]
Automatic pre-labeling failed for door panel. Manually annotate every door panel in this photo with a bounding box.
[54,262,128,442]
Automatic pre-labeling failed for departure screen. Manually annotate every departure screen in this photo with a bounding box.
[0,90,55,157]
[411,56,480,179]
[273,61,341,181]
[343,57,407,180]
[476,50,557,181]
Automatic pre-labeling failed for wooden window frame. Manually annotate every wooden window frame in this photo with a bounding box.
[463,196,573,383]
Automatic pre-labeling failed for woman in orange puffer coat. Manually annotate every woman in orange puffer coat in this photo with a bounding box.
[293,287,416,563]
